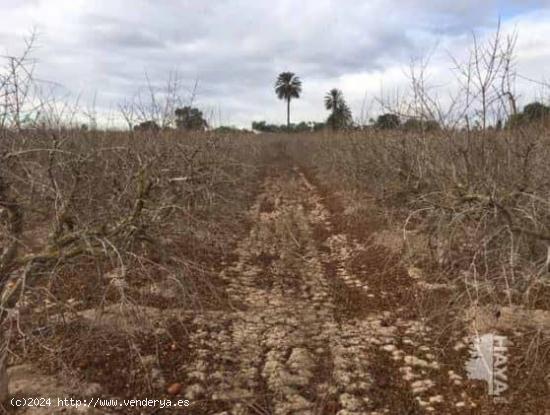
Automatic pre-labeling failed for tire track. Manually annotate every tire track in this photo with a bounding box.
[205,169,376,414]
[187,165,475,414]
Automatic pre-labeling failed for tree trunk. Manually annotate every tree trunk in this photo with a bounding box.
[287,98,290,130]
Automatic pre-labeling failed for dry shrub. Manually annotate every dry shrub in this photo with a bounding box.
[0,128,269,398]
[291,125,550,312]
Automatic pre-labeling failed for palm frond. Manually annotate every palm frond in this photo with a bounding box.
[275,72,302,101]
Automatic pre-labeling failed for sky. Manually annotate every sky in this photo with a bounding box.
[0,0,549,128]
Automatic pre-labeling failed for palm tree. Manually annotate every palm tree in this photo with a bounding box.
[324,88,352,129]
[324,89,344,116]
[275,72,302,129]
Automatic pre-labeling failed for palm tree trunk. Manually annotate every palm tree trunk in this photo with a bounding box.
[286,98,290,130]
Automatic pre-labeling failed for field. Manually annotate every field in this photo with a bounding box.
[1,125,550,414]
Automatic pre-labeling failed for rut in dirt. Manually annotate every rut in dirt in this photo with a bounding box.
[183,163,477,415]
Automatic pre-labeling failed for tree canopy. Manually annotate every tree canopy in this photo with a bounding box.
[134,120,160,132]
[402,118,440,132]
[324,88,353,130]
[506,101,550,128]
[375,113,400,129]
[175,106,208,131]
[252,120,325,133]
[274,72,302,128]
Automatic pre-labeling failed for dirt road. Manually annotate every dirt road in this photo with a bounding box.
[184,165,478,414]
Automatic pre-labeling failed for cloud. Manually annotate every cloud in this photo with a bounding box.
[0,0,548,127]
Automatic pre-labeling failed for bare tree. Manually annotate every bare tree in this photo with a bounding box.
[0,29,38,131]
[452,20,518,130]
[127,71,200,129]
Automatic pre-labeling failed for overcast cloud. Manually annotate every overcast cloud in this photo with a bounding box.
[0,0,549,127]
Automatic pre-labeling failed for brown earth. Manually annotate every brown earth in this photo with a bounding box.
[6,155,550,415]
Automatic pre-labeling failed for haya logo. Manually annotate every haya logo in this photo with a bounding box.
[466,333,510,401]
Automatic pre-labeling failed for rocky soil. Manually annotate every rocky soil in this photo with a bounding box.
[8,161,549,414]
